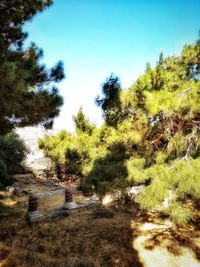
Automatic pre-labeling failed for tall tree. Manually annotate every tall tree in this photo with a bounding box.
[0,0,65,134]
[96,74,122,127]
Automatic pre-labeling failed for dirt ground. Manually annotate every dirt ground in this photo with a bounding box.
[0,189,200,267]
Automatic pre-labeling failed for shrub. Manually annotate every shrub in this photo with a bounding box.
[0,133,26,185]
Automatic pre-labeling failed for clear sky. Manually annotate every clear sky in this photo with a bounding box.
[24,0,200,132]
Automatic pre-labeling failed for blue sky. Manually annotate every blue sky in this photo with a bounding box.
[24,0,200,132]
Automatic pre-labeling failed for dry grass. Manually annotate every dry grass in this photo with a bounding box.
[0,193,142,267]
[0,191,200,267]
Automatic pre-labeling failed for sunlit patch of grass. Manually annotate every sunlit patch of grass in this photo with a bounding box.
[133,233,200,267]
[131,218,200,266]
[0,198,17,207]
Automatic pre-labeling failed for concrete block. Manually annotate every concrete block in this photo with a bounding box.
[26,210,44,223]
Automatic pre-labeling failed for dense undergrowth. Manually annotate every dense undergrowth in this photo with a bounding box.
[38,37,200,224]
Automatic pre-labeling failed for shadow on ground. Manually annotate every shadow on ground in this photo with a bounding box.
[0,187,200,267]
[0,192,143,267]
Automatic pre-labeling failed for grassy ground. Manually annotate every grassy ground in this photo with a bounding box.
[0,190,200,267]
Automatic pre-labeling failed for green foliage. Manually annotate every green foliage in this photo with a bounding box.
[136,178,168,209]
[156,151,168,164]
[126,157,148,184]
[0,1,64,134]
[0,133,26,185]
[73,107,95,135]
[38,127,99,175]
[165,203,191,225]
[38,130,73,163]
[39,35,200,224]
[135,157,200,224]
[96,74,122,126]
[165,159,200,200]
[65,148,83,175]
[83,142,128,196]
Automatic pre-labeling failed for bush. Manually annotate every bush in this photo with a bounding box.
[0,133,26,185]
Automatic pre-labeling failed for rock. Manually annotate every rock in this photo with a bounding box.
[47,208,69,218]
[44,180,56,186]
[12,182,20,188]
[129,185,144,196]
[77,203,86,208]
[37,189,65,198]
[50,187,62,191]
[50,177,60,183]
[10,183,22,196]
[23,189,37,195]
[50,188,56,191]
[61,174,65,180]
[6,186,15,193]
[39,178,47,183]
[163,190,175,208]
[90,195,99,201]
[64,201,79,210]
[77,199,98,208]
[15,186,22,192]
[23,179,32,184]
[26,210,44,223]
[13,173,35,180]
[15,188,23,196]
[12,182,22,195]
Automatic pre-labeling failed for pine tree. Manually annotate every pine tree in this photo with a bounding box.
[72,107,95,135]
[39,35,200,224]
[96,74,122,127]
[0,0,65,134]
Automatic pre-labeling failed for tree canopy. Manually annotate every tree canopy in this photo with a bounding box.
[39,36,200,224]
[96,74,122,127]
[0,0,65,134]
[72,107,95,136]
